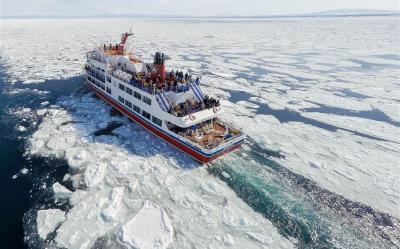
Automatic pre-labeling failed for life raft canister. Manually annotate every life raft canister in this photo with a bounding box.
[189,114,196,121]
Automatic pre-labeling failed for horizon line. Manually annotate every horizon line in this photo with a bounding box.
[1,9,399,19]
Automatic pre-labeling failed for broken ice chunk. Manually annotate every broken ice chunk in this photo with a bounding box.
[84,162,107,187]
[36,209,66,240]
[17,125,27,132]
[117,200,173,249]
[53,182,72,200]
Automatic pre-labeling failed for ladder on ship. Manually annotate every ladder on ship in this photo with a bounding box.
[189,82,204,102]
[156,90,171,112]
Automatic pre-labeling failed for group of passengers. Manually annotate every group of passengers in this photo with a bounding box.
[171,99,202,117]
[130,69,200,93]
[166,70,193,83]
[170,95,220,117]
[165,70,200,86]
[203,95,220,108]
[103,43,120,51]
[172,119,227,148]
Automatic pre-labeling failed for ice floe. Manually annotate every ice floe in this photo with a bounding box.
[36,209,66,240]
[17,125,27,132]
[117,200,173,249]
[52,182,72,201]
[84,161,108,187]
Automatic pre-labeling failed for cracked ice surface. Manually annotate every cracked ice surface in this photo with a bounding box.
[28,94,294,249]
[1,15,399,234]
[36,209,66,240]
[220,105,400,217]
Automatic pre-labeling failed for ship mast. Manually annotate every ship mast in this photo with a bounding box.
[118,29,133,54]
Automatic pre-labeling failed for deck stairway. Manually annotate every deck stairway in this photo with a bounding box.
[156,90,171,112]
[189,82,204,102]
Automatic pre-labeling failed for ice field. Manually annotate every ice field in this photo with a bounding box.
[0,16,399,248]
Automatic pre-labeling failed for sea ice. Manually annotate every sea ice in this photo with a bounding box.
[28,94,294,249]
[36,209,66,240]
[84,162,108,187]
[117,200,173,249]
[17,125,27,132]
[53,182,72,200]
[6,16,399,247]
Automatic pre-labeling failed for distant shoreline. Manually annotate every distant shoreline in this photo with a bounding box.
[2,13,399,20]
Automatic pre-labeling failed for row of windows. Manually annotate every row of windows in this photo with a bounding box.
[119,83,151,106]
[89,76,105,91]
[118,95,162,127]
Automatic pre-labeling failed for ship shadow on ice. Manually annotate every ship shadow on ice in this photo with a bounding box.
[65,84,200,170]
[6,74,199,169]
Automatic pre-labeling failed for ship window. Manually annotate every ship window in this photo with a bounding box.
[134,91,141,100]
[106,76,111,83]
[118,96,124,103]
[106,87,111,94]
[100,84,105,90]
[152,116,162,126]
[132,105,141,114]
[125,100,132,109]
[142,96,152,105]
[126,87,133,95]
[141,110,151,120]
[119,84,125,91]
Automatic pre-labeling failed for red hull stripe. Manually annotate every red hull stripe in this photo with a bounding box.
[86,81,243,163]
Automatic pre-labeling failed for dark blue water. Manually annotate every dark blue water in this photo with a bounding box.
[0,72,80,249]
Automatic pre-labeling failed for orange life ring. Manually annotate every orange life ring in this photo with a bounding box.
[189,114,196,121]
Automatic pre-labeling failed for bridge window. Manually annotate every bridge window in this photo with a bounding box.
[119,84,125,91]
[143,96,152,105]
[134,91,142,100]
[141,110,151,120]
[126,87,133,95]
[152,116,162,126]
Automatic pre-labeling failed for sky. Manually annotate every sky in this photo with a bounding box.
[1,0,399,17]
